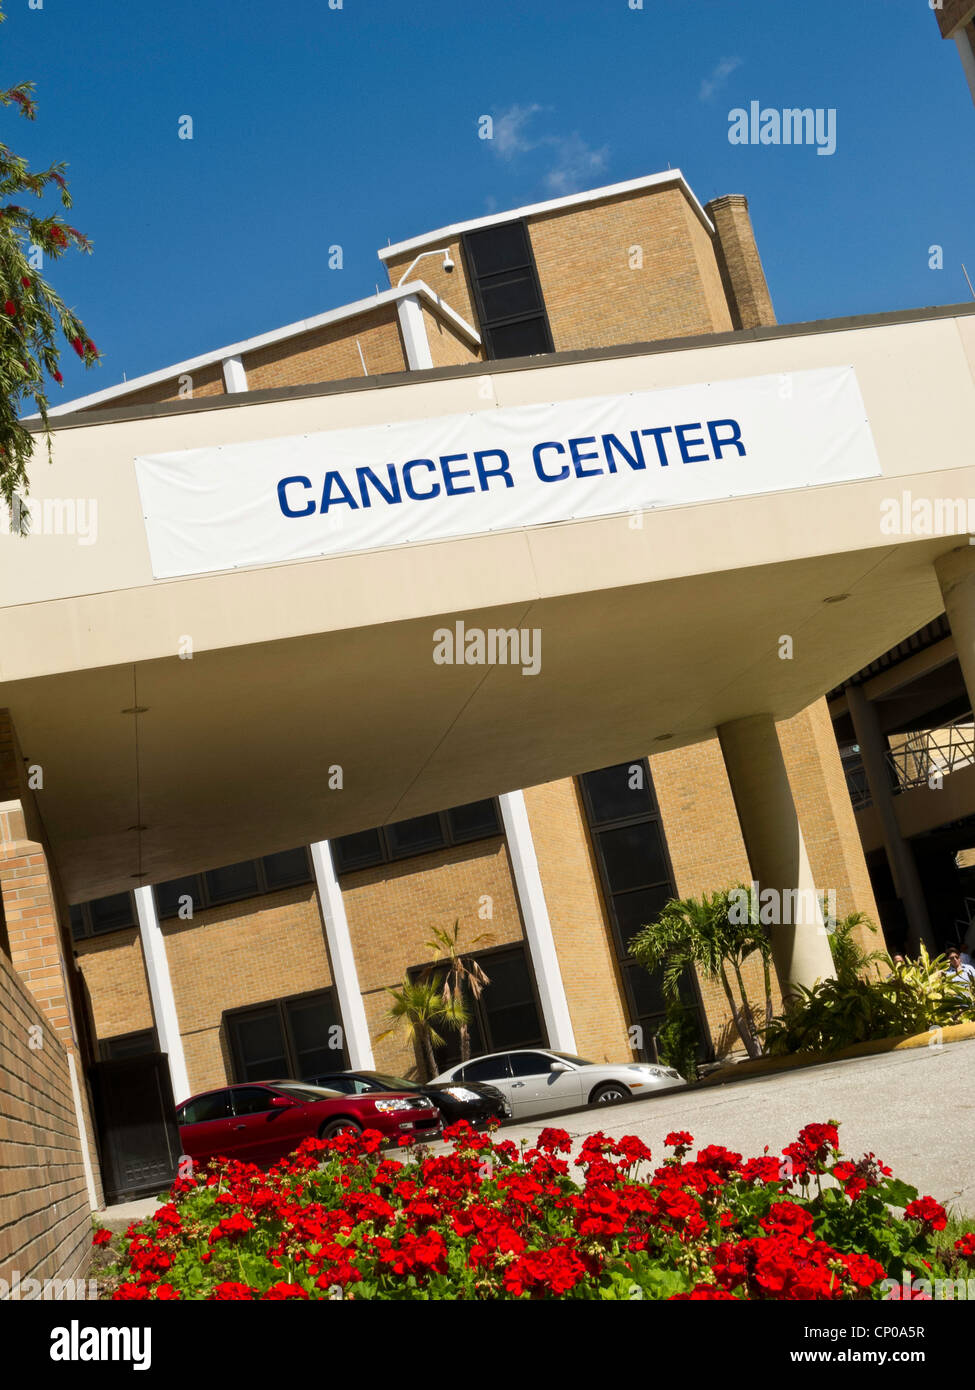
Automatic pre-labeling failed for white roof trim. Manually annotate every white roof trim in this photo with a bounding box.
[43,282,480,417]
[378,169,714,262]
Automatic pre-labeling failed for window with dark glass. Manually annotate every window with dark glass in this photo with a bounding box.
[409,944,544,1071]
[70,892,137,940]
[225,990,346,1083]
[100,1029,157,1061]
[462,221,553,361]
[332,800,501,875]
[230,1086,278,1115]
[579,761,710,1064]
[153,849,312,919]
[459,1055,510,1083]
[179,1090,233,1125]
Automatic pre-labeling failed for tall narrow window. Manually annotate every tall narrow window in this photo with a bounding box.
[462,221,553,360]
[579,761,709,1063]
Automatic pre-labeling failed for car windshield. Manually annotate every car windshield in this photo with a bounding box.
[272,1083,344,1101]
[367,1073,420,1091]
[552,1052,594,1067]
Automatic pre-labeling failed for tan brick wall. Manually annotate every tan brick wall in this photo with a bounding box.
[80,360,225,411]
[0,948,93,1289]
[242,306,407,389]
[343,838,524,1075]
[523,778,631,1062]
[528,186,732,351]
[384,247,479,333]
[74,928,154,1045]
[420,304,484,368]
[650,739,776,1053]
[384,185,735,355]
[163,885,333,1096]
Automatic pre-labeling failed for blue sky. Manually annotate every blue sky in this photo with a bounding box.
[3,0,973,398]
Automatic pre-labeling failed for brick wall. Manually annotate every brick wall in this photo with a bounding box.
[74,928,155,1045]
[704,195,776,331]
[0,948,93,1289]
[79,360,225,411]
[343,838,524,1075]
[241,305,407,388]
[524,778,631,1062]
[420,304,484,368]
[383,183,737,355]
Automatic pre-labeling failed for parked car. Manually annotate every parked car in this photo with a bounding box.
[176,1079,441,1168]
[431,1048,685,1121]
[305,1069,512,1126]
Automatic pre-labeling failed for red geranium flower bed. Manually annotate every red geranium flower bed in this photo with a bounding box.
[93,1121,970,1300]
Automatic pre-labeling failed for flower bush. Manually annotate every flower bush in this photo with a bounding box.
[92,1121,974,1301]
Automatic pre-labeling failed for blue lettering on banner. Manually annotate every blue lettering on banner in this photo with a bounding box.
[276,418,747,518]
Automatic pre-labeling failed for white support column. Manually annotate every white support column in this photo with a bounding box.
[134,886,190,1104]
[309,841,375,1069]
[396,293,434,371]
[221,354,248,393]
[499,790,577,1053]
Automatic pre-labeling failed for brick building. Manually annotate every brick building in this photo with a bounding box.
[934,0,975,106]
[54,172,868,1093]
[4,167,974,1274]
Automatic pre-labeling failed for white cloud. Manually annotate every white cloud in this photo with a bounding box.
[699,56,742,101]
[487,104,610,197]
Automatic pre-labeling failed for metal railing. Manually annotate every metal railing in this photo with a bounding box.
[842,717,975,808]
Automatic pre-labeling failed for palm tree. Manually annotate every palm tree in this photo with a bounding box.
[827,911,887,982]
[629,888,771,1059]
[378,976,468,1081]
[422,919,495,1063]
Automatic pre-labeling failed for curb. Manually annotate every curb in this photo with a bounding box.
[698,1020,975,1086]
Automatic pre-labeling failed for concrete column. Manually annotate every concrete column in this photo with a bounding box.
[953,27,975,108]
[846,684,934,953]
[309,841,375,1069]
[396,293,434,370]
[133,886,190,1104]
[717,714,835,995]
[499,790,577,1052]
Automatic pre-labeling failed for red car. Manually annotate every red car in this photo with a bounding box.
[176,1079,441,1169]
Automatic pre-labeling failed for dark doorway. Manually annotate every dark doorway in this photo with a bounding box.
[89,1053,181,1204]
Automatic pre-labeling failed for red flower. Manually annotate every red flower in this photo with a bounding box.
[92,1228,113,1246]
[665,1131,694,1149]
[208,1212,255,1244]
[261,1282,308,1299]
[503,1244,588,1298]
[536,1127,572,1154]
[20,277,30,288]
[841,1252,886,1289]
[954,1232,975,1258]
[904,1196,947,1232]
[53,370,62,384]
[4,301,15,316]
[209,1283,256,1300]
[71,336,83,356]
[112,1283,151,1300]
[153,1283,180,1300]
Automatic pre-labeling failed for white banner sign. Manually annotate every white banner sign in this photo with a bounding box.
[135,365,880,580]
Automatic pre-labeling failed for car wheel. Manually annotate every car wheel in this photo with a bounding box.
[319,1117,363,1140]
[589,1082,630,1106]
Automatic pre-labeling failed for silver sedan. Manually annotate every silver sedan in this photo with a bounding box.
[431,1047,684,1121]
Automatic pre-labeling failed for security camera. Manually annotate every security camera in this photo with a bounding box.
[442,254,455,274]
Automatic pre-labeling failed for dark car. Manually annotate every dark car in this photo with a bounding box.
[176,1079,441,1169]
[305,1069,512,1126]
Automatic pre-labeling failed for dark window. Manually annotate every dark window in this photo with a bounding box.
[579,761,710,1064]
[70,892,137,940]
[225,990,346,1083]
[154,849,312,919]
[460,1055,510,1083]
[100,1029,156,1061]
[179,1090,233,1125]
[205,861,260,905]
[230,1086,278,1115]
[332,800,501,875]
[154,875,201,921]
[410,944,544,1071]
[447,800,501,843]
[262,847,312,890]
[385,814,445,859]
[463,220,553,361]
[509,1051,553,1077]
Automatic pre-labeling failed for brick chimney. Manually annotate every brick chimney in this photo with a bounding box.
[704,194,776,331]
